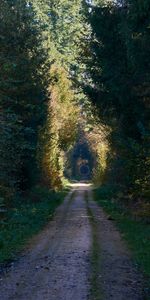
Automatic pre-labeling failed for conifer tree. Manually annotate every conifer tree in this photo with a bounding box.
[0,0,48,200]
[84,0,150,200]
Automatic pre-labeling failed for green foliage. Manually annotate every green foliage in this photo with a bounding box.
[0,0,48,201]
[0,0,84,201]
[47,0,87,69]
[38,65,79,189]
[84,0,150,202]
[49,65,79,151]
[0,187,66,262]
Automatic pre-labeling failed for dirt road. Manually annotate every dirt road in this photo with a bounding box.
[0,184,143,300]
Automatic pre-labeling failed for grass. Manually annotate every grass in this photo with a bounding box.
[0,186,66,264]
[85,191,102,300]
[94,185,150,298]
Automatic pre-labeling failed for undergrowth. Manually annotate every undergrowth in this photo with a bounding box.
[0,186,66,263]
[94,184,150,298]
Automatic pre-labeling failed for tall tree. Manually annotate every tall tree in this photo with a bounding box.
[0,0,48,201]
[84,0,150,199]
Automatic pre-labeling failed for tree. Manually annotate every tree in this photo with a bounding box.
[84,0,150,200]
[0,0,48,201]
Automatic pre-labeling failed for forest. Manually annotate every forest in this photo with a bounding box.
[0,0,150,299]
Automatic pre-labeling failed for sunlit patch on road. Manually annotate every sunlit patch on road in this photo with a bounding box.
[68,182,93,189]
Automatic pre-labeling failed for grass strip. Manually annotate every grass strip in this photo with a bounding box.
[85,190,102,300]
[0,187,66,264]
[94,187,150,299]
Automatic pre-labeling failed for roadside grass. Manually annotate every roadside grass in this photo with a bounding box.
[85,191,103,300]
[94,185,150,297]
[0,186,66,263]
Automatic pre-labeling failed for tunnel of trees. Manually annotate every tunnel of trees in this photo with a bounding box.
[0,0,150,218]
[71,134,94,180]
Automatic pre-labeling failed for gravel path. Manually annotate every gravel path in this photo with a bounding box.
[0,184,143,300]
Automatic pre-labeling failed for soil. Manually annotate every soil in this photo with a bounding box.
[0,184,144,300]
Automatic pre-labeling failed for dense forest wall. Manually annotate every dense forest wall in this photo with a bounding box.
[0,0,48,203]
[0,0,84,204]
[0,0,150,214]
[83,0,150,208]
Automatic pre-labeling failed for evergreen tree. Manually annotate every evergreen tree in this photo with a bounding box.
[0,0,48,201]
[84,0,150,200]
